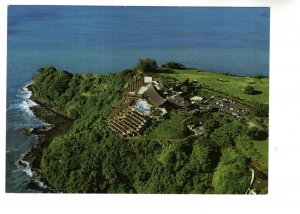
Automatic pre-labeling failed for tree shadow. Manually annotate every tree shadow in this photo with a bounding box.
[252,90,263,95]
[253,131,268,141]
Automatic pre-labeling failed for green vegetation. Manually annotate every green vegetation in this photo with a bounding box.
[236,113,268,171]
[208,113,247,149]
[146,110,188,140]
[161,61,185,70]
[161,69,269,104]
[136,58,158,73]
[251,103,269,117]
[31,60,268,193]
[247,126,268,141]
[253,75,267,79]
[188,139,220,173]
[253,139,268,166]
[212,147,251,194]
[236,136,262,161]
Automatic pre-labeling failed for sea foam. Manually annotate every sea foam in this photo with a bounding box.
[16,157,33,177]
[13,82,38,116]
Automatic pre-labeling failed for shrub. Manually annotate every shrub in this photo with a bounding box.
[244,86,256,95]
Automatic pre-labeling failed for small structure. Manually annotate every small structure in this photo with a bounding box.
[187,124,205,136]
[152,107,168,116]
[190,96,203,102]
[144,76,153,84]
[128,92,136,96]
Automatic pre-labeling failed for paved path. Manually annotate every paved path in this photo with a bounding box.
[250,168,255,187]
[245,168,256,194]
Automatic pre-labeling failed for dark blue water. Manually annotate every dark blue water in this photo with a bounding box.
[6,6,270,192]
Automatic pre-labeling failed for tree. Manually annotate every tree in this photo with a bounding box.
[212,148,251,194]
[251,103,269,117]
[247,126,268,140]
[161,61,185,69]
[180,85,189,93]
[191,174,211,193]
[203,118,219,136]
[247,126,259,139]
[53,70,73,95]
[210,126,234,148]
[175,167,191,188]
[189,140,219,172]
[136,58,157,73]
[244,85,255,95]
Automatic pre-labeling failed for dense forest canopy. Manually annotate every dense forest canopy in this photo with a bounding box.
[31,65,266,193]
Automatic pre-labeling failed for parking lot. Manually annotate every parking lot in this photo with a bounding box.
[203,96,250,119]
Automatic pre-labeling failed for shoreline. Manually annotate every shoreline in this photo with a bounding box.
[20,84,74,192]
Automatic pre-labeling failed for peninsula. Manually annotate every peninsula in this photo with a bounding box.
[23,58,269,194]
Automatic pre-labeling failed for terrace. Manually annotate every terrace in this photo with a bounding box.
[108,107,150,137]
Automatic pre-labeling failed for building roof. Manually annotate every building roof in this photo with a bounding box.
[144,76,153,84]
[190,96,203,101]
[144,84,166,107]
[167,95,191,108]
[137,86,148,95]
[154,82,165,91]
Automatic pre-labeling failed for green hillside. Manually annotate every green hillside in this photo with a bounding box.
[30,62,268,194]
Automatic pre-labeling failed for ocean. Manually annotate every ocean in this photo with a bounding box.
[6,6,270,192]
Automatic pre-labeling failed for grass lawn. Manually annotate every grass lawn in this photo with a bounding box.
[147,110,188,140]
[253,139,268,169]
[160,69,269,104]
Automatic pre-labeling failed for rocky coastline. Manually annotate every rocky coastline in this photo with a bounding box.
[19,84,74,192]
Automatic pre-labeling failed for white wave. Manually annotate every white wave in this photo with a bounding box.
[16,158,33,177]
[18,85,52,126]
[22,82,33,99]
[10,82,38,116]
[19,100,34,116]
[23,167,33,177]
[34,178,48,190]
[16,81,32,97]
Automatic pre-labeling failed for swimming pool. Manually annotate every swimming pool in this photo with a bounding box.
[135,99,151,114]
[138,104,150,112]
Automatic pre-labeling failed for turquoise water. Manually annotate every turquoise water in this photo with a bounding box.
[138,104,151,113]
[6,6,269,192]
